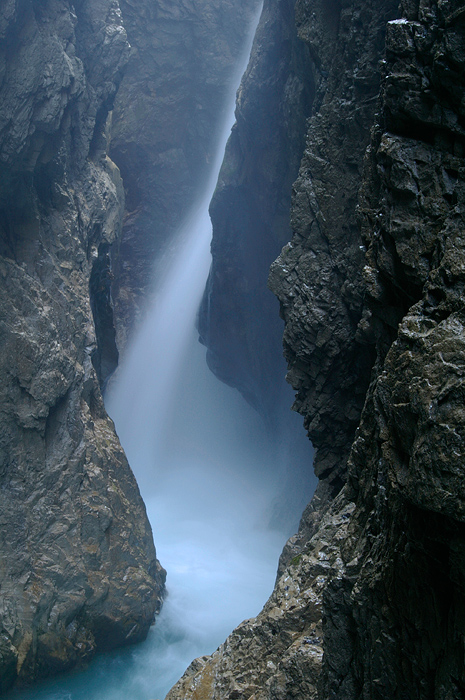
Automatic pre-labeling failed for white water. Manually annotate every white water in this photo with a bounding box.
[9,7,315,700]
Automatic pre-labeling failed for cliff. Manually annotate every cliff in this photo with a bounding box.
[328,0,465,692]
[0,0,164,692]
[166,0,465,698]
[198,0,314,423]
[1,0,464,696]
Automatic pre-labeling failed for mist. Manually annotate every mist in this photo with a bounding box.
[7,5,315,699]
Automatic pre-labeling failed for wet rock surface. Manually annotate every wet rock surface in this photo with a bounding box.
[268,0,397,490]
[0,0,165,691]
[1,0,464,696]
[167,0,398,690]
[328,0,465,694]
[165,493,353,700]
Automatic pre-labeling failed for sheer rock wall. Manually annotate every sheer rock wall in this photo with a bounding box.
[327,0,465,694]
[1,0,464,696]
[165,0,465,698]
[0,0,165,692]
[197,0,314,424]
[269,0,397,494]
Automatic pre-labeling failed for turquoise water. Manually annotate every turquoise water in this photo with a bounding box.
[10,338,296,700]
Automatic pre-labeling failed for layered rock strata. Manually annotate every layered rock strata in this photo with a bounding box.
[0,0,165,692]
[108,0,262,351]
[166,0,465,698]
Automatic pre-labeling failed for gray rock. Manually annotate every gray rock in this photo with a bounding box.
[166,492,354,700]
[165,0,398,693]
[165,0,465,698]
[327,1,465,693]
[0,0,164,691]
[269,0,399,494]
[198,0,314,423]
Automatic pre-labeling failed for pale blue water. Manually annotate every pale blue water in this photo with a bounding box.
[7,3,315,698]
[9,338,299,700]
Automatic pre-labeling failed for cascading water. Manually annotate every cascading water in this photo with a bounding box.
[10,6,315,700]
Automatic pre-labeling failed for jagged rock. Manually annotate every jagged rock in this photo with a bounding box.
[321,0,465,694]
[165,0,397,695]
[166,492,354,700]
[165,0,465,698]
[108,0,261,352]
[2,0,464,696]
[269,0,398,490]
[0,0,164,691]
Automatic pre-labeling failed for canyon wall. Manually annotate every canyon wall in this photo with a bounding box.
[0,0,165,692]
[197,0,314,424]
[166,0,465,698]
[1,0,464,697]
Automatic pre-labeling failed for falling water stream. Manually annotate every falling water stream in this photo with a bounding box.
[10,7,315,700]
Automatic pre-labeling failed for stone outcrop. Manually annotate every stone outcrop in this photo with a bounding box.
[268,0,397,492]
[108,0,262,351]
[0,0,165,692]
[165,492,353,700]
[165,0,465,698]
[1,0,464,696]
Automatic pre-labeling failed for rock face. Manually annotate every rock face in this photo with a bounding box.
[108,0,262,351]
[166,0,465,698]
[326,0,465,693]
[0,0,164,692]
[1,0,464,696]
[198,0,314,423]
[268,0,397,493]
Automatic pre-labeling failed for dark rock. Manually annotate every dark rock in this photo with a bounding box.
[323,2,465,694]
[0,0,164,691]
[198,0,314,424]
[166,0,398,694]
[166,0,465,698]
[269,0,398,492]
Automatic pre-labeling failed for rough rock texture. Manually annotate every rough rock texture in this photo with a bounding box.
[322,0,465,694]
[0,0,165,692]
[165,493,353,700]
[166,0,396,693]
[166,0,465,698]
[108,0,261,351]
[198,0,314,423]
[268,0,397,492]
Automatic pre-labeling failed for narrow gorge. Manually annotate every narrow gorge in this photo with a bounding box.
[0,0,464,699]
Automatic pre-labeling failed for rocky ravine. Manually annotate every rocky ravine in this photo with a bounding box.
[1,0,464,697]
[166,0,465,698]
[0,0,165,692]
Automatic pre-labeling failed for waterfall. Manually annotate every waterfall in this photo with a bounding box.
[9,5,315,699]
